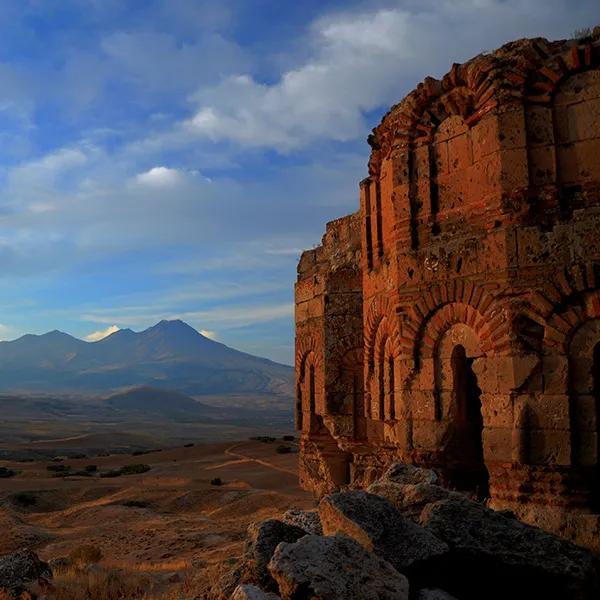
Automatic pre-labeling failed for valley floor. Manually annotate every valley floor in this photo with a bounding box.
[0,439,314,598]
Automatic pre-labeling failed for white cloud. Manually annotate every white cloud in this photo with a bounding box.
[85,324,120,342]
[135,166,183,187]
[199,329,217,339]
[0,323,17,341]
[184,0,598,151]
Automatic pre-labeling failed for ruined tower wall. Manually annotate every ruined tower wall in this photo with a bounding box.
[296,29,600,550]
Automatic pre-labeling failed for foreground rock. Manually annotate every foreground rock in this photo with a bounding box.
[281,509,322,535]
[367,480,454,523]
[230,584,281,600]
[320,491,448,583]
[380,463,438,486]
[268,534,409,600]
[416,589,459,600]
[0,549,53,599]
[211,519,306,598]
[421,495,598,600]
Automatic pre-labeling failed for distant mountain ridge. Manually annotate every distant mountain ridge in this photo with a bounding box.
[0,320,293,397]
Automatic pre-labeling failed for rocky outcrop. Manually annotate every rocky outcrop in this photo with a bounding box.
[0,548,53,599]
[421,494,599,600]
[214,463,600,600]
[211,519,307,598]
[416,590,459,600]
[319,491,448,582]
[230,584,281,600]
[367,465,456,523]
[281,509,322,535]
[268,534,409,600]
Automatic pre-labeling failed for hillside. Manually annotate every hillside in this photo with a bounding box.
[0,320,293,398]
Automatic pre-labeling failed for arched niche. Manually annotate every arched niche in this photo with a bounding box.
[372,325,397,423]
[568,318,600,510]
[435,323,489,499]
[297,350,323,434]
[526,69,600,214]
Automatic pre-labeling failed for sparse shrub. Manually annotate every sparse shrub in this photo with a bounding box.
[573,27,592,39]
[120,463,151,475]
[69,453,87,459]
[51,457,64,462]
[0,466,17,478]
[121,500,149,508]
[44,566,155,600]
[275,445,292,454]
[47,464,70,473]
[282,435,295,441]
[210,477,222,486]
[10,492,37,507]
[68,545,103,569]
[183,442,194,448]
[85,465,97,473]
[249,436,276,443]
[99,469,122,478]
[70,470,93,477]
[131,449,150,456]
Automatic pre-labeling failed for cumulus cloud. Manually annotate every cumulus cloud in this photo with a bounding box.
[85,324,120,342]
[185,0,598,151]
[135,166,183,187]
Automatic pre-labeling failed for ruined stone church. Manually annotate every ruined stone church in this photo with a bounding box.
[295,29,600,549]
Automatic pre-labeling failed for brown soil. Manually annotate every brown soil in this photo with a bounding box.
[0,439,314,597]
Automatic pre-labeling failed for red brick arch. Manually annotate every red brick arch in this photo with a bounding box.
[540,290,600,354]
[524,263,600,352]
[295,335,322,377]
[523,38,600,104]
[365,296,401,373]
[398,282,507,363]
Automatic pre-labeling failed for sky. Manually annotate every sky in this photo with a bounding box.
[0,0,597,365]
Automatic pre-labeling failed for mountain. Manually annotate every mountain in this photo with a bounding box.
[0,320,294,398]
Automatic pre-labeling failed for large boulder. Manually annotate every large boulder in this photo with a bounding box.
[281,509,322,535]
[0,548,52,599]
[381,463,439,486]
[421,495,599,600]
[230,584,281,599]
[367,481,454,522]
[416,589,459,600]
[212,519,307,598]
[319,491,448,584]
[268,534,409,600]
[243,519,307,591]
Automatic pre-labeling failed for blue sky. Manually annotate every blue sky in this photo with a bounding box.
[0,0,597,364]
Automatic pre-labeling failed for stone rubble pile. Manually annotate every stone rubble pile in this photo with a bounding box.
[0,548,53,599]
[213,464,600,600]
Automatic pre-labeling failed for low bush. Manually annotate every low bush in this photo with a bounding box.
[249,436,276,443]
[121,500,149,508]
[210,477,222,486]
[121,463,151,475]
[183,443,194,448]
[10,492,37,507]
[275,445,292,454]
[131,449,151,456]
[99,470,122,478]
[68,545,103,568]
[47,464,70,473]
[85,465,98,473]
[0,467,17,478]
[282,435,295,441]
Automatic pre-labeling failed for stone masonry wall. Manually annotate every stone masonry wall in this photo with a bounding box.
[295,28,600,550]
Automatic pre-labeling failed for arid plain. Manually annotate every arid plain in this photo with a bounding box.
[0,438,314,598]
